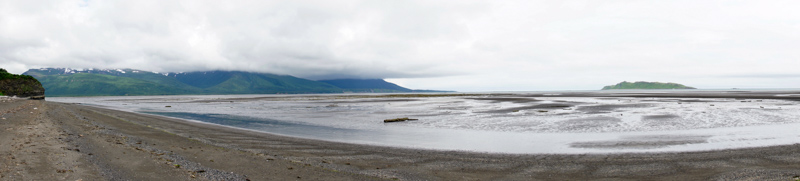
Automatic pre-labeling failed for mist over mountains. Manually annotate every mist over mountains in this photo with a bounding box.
[23,68,445,96]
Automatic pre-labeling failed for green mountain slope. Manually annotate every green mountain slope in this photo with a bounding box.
[172,71,234,88]
[319,79,411,93]
[23,68,432,96]
[602,81,696,90]
[25,68,188,87]
[194,72,343,94]
[36,73,196,96]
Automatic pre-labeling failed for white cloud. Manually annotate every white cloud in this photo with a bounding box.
[3,0,800,91]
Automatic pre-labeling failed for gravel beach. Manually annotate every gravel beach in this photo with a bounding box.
[2,96,800,180]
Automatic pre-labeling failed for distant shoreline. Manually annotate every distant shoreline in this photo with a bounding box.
[38,87,800,98]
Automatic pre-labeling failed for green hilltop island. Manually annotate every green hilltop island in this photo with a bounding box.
[0,68,45,99]
[601,81,696,90]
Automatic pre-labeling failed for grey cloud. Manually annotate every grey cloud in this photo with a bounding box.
[3,0,800,91]
[719,74,800,79]
[1,0,485,78]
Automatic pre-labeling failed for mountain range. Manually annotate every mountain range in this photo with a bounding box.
[23,68,446,97]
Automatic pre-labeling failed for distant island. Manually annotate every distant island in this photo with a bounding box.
[23,68,449,97]
[0,68,45,99]
[601,81,696,90]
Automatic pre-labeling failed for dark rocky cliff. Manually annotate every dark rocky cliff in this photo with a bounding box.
[0,69,45,99]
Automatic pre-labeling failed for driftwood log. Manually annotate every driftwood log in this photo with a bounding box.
[383,117,418,123]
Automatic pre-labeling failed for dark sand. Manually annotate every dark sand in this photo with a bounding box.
[2,94,800,180]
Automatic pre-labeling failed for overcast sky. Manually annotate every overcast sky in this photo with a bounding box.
[2,0,800,91]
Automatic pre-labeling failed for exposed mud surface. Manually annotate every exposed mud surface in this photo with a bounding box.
[3,97,800,180]
[49,91,800,155]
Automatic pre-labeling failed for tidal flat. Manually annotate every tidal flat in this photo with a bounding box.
[51,90,800,154]
[2,90,800,180]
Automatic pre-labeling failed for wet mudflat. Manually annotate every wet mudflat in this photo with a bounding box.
[3,90,800,180]
[50,90,800,154]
